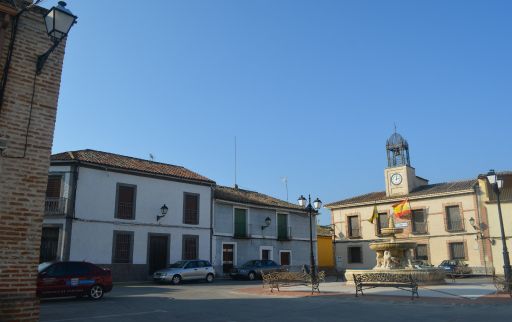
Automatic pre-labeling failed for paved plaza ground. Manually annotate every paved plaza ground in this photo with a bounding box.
[40,277,512,322]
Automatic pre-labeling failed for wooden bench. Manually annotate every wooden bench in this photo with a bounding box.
[353,273,419,300]
[262,270,326,293]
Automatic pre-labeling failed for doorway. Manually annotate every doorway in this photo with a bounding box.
[222,243,235,273]
[148,234,169,275]
[40,227,60,263]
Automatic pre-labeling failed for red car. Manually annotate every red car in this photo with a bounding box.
[37,261,112,300]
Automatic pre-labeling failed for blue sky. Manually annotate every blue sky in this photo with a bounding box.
[50,1,511,225]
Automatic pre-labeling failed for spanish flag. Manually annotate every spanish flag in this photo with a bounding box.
[368,204,379,224]
[392,198,411,218]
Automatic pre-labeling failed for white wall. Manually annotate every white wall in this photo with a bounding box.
[68,167,212,265]
[75,167,211,227]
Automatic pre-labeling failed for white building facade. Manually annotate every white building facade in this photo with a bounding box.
[41,149,215,281]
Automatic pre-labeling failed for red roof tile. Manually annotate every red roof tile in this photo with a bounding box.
[325,179,477,208]
[51,149,215,184]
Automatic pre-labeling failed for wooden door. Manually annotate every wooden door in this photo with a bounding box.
[222,244,234,273]
[148,235,169,274]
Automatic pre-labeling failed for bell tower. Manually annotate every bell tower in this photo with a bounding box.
[384,130,428,197]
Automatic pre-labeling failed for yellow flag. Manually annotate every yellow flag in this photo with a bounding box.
[368,204,378,224]
[392,198,411,218]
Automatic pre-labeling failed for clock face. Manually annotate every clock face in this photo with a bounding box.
[391,173,402,185]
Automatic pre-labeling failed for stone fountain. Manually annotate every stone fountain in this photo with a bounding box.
[344,216,446,285]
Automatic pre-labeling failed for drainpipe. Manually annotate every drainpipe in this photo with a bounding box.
[474,183,488,275]
[63,163,79,260]
[209,184,214,265]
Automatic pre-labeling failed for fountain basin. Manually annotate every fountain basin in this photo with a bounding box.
[344,268,447,285]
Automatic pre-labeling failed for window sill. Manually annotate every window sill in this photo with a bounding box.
[446,229,465,233]
[411,231,429,235]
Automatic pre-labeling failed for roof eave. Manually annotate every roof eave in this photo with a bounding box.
[325,189,476,210]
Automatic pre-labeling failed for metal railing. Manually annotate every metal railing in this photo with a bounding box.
[277,226,292,240]
[412,222,428,234]
[44,197,67,215]
[447,219,464,231]
[117,202,134,219]
[234,222,250,238]
[348,228,361,238]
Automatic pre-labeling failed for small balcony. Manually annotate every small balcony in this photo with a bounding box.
[446,219,464,232]
[234,223,250,239]
[348,228,361,238]
[44,197,68,215]
[412,222,428,234]
[277,226,292,241]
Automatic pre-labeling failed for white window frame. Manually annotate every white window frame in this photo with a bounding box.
[259,246,273,261]
[279,250,292,266]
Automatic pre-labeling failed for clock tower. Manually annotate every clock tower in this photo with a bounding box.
[384,131,428,197]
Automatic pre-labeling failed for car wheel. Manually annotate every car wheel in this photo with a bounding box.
[248,272,256,281]
[171,275,182,285]
[206,273,214,283]
[88,285,104,300]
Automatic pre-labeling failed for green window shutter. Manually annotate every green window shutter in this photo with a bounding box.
[234,209,247,237]
[277,214,288,240]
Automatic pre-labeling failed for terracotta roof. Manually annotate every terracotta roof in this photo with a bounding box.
[325,179,477,208]
[51,149,215,184]
[214,185,307,212]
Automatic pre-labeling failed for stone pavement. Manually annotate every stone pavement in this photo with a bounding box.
[236,277,511,302]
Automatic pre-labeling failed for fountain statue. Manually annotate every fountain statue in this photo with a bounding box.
[344,215,446,285]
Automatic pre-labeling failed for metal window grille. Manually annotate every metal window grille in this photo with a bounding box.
[348,216,360,237]
[117,185,135,219]
[183,194,199,224]
[114,233,132,263]
[450,242,465,260]
[377,213,388,235]
[412,210,427,234]
[415,244,428,260]
[183,236,198,260]
[446,206,463,231]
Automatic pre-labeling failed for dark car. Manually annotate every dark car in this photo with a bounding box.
[438,260,471,275]
[37,261,113,300]
[230,260,282,280]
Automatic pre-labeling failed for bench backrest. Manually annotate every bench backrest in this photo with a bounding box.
[353,273,415,284]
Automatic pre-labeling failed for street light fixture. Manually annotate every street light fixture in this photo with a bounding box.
[297,194,322,294]
[261,217,272,230]
[36,1,77,74]
[157,204,168,222]
[486,169,511,292]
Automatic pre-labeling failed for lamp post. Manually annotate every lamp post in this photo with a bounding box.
[486,169,511,292]
[298,194,322,293]
[37,1,77,74]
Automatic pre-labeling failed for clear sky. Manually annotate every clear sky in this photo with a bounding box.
[50,0,512,225]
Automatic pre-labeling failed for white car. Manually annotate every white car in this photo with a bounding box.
[153,260,215,285]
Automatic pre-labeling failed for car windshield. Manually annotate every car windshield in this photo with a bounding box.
[169,261,187,268]
[38,262,53,273]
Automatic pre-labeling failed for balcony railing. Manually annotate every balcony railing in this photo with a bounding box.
[348,228,361,238]
[447,219,464,231]
[277,226,292,241]
[412,222,428,234]
[44,197,67,215]
[234,222,250,238]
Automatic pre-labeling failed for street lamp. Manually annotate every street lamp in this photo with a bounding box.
[261,217,272,230]
[298,194,322,293]
[486,169,511,292]
[36,1,77,74]
[157,204,168,222]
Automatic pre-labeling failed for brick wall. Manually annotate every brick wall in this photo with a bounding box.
[0,3,67,321]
